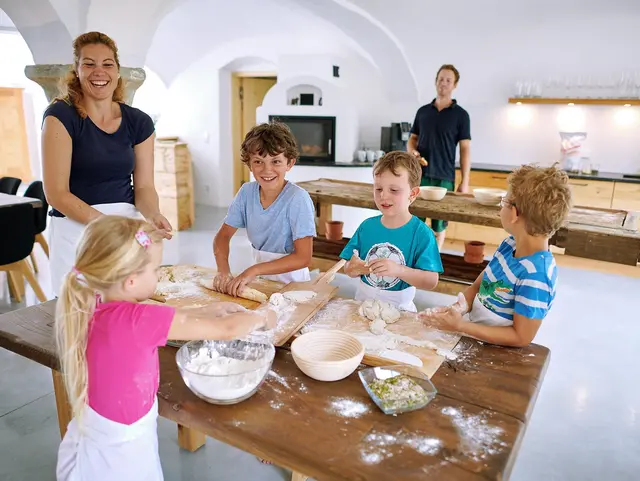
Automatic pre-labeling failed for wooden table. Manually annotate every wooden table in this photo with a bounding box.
[0,192,42,209]
[298,178,640,266]
[0,300,550,480]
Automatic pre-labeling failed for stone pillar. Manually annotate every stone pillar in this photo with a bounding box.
[24,64,146,105]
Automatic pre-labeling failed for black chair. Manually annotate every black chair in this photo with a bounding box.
[23,181,50,272]
[0,203,47,303]
[0,176,22,195]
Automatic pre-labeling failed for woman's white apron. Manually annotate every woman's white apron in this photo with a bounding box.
[56,399,163,481]
[355,279,417,312]
[251,248,310,284]
[49,203,142,297]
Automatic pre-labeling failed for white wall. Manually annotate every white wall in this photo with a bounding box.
[351,1,640,174]
[0,31,49,180]
[143,0,399,208]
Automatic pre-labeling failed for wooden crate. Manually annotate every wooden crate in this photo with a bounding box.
[154,141,195,231]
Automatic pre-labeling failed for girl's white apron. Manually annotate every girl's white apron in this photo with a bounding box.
[252,248,310,284]
[49,203,142,297]
[355,279,417,312]
[57,399,163,481]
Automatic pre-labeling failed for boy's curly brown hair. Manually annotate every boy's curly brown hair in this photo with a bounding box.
[373,151,422,188]
[507,164,572,237]
[240,122,299,166]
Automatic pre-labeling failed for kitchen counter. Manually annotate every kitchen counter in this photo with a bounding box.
[457,162,640,184]
[296,160,373,168]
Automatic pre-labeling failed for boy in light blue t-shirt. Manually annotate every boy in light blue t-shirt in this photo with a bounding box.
[341,151,443,312]
[420,164,572,347]
[213,122,316,297]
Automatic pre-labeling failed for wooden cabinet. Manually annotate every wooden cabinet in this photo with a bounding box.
[0,88,31,181]
[154,141,195,231]
[567,179,614,209]
[612,182,640,212]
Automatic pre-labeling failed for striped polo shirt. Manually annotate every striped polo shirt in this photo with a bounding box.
[471,237,557,325]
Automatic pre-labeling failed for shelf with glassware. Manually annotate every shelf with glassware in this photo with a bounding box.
[511,73,640,106]
[508,97,640,106]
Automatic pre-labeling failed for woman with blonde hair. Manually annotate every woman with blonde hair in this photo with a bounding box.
[42,31,172,297]
[55,216,274,481]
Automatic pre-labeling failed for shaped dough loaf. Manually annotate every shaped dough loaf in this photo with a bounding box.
[200,278,268,303]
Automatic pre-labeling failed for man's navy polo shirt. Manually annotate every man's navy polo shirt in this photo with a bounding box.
[410,99,471,182]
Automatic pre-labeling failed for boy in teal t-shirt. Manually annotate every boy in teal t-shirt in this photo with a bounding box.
[341,151,443,311]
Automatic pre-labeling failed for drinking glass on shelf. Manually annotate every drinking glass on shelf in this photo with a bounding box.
[514,80,524,98]
[564,76,572,98]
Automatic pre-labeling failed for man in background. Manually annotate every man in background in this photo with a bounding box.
[408,64,471,249]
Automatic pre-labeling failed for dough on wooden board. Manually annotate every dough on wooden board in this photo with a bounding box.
[199,278,268,303]
[369,318,386,335]
[282,290,317,303]
[359,299,401,325]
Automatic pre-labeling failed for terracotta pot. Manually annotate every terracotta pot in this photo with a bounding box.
[325,220,344,240]
[464,240,485,264]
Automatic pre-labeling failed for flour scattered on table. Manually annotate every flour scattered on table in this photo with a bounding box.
[268,370,291,389]
[283,290,317,303]
[327,397,371,418]
[359,430,443,465]
[441,406,506,461]
[269,400,285,410]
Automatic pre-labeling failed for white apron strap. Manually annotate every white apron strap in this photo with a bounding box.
[251,248,310,284]
[355,279,417,312]
[468,297,514,327]
[57,399,163,481]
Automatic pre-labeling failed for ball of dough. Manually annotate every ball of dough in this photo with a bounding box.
[380,303,401,324]
[369,318,386,335]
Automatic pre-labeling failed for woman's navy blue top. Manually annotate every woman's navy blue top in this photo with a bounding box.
[43,100,155,217]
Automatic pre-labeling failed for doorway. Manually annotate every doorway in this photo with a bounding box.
[231,73,277,193]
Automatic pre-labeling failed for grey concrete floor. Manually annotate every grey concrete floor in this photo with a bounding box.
[1,205,639,481]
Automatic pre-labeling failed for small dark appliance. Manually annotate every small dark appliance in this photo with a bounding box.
[380,122,412,153]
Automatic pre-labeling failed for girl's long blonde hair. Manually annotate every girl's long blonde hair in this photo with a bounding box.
[54,31,125,118]
[55,216,162,421]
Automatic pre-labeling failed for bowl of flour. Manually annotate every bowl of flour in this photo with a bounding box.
[176,340,275,405]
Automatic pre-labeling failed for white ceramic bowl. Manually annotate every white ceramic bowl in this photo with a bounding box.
[419,186,448,201]
[473,188,507,206]
[291,330,365,382]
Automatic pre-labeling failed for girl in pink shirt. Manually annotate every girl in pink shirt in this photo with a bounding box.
[54,215,275,481]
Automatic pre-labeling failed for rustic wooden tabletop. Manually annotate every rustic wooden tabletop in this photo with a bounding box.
[0,300,549,480]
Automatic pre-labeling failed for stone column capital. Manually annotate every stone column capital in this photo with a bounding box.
[24,64,146,105]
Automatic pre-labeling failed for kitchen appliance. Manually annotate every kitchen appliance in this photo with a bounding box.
[269,115,336,163]
[380,122,412,154]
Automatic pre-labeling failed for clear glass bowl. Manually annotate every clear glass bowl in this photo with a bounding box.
[358,365,437,415]
[176,340,275,405]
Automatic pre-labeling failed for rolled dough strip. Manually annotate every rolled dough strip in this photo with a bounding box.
[200,278,268,303]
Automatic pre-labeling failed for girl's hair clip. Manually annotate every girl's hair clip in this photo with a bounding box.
[135,230,151,249]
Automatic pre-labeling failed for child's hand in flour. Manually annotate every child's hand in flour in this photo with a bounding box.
[346,249,370,277]
[227,267,258,298]
[368,258,403,278]
[213,272,234,294]
[419,306,463,332]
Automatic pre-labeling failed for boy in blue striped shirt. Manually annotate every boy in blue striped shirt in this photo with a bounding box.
[420,164,572,347]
